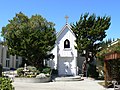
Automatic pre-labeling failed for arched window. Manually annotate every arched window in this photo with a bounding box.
[64,39,70,48]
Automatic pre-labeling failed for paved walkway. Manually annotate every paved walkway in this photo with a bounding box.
[13,78,114,90]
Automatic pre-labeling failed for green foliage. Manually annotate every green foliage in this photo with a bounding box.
[97,40,120,81]
[107,59,120,81]
[87,64,99,79]
[0,77,14,90]
[2,12,56,68]
[27,66,40,75]
[17,67,24,77]
[42,67,51,74]
[97,39,120,59]
[100,38,114,49]
[71,13,111,55]
[27,66,37,72]
[17,66,40,77]
[71,13,111,78]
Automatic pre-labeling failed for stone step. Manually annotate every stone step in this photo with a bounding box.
[54,76,83,82]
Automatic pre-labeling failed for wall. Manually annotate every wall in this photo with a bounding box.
[57,26,77,76]
[0,45,22,70]
[57,27,77,57]
[48,44,57,69]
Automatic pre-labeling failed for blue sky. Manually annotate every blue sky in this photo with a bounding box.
[0,0,120,40]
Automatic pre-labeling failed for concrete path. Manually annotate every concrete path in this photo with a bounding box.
[13,78,114,90]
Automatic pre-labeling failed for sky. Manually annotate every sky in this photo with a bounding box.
[0,0,120,41]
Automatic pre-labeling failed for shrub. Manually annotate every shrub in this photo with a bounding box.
[27,66,37,72]
[26,74,36,78]
[0,77,14,90]
[107,60,120,81]
[27,66,40,75]
[17,66,40,77]
[42,67,51,74]
[87,64,99,79]
[17,67,24,77]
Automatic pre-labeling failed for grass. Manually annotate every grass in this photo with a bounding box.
[98,82,106,87]
[98,81,114,88]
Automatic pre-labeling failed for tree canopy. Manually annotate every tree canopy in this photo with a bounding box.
[71,13,111,77]
[97,39,120,59]
[2,12,56,69]
[71,13,111,58]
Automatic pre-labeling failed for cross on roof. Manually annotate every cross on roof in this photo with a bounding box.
[65,15,69,24]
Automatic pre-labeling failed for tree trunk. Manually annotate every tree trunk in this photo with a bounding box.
[104,61,108,87]
[0,64,2,77]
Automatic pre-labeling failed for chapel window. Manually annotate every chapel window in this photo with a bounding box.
[64,39,70,48]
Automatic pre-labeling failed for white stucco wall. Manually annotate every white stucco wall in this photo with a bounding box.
[49,24,78,76]
[57,25,77,76]
[58,57,77,76]
[57,27,77,57]
[49,45,57,69]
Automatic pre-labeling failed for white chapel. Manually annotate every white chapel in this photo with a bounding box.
[48,17,84,76]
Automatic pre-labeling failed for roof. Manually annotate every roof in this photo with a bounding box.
[56,23,75,39]
[108,39,119,47]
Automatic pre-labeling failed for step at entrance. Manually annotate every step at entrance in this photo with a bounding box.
[54,76,83,82]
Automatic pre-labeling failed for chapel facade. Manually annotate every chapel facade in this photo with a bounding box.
[48,21,85,76]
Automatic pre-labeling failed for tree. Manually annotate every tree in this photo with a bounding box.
[71,13,111,77]
[2,12,56,69]
[99,38,114,50]
[0,64,2,77]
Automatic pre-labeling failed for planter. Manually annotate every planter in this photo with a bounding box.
[14,77,51,83]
